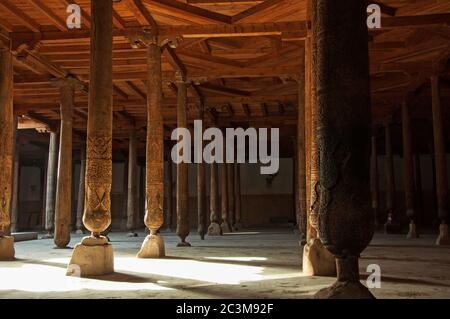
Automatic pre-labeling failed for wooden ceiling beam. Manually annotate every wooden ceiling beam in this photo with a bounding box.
[27,0,68,31]
[163,45,187,75]
[0,1,41,32]
[232,0,287,23]
[124,0,158,32]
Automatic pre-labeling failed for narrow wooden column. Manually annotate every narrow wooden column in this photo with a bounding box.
[313,0,374,298]
[138,38,166,257]
[402,101,418,238]
[207,162,222,235]
[431,76,449,246]
[68,0,114,276]
[297,56,307,242]
[220,162,231,233]
[126,129,138,237]
[43,131,59,239]
[384,120,401,234]
[165,148,174,231]
[371,129,379,228]
[234,163,242,230]
[0,46,15,260]
[54,79,76,248]
[227,163,235,230]
[302,0,335,277]
[75,145,86,234]
[175,72,190,247]
[197,151,207,240]
[10,117,20,233]
[414,154,424,225]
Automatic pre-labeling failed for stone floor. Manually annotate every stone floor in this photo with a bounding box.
[1,227,449,299]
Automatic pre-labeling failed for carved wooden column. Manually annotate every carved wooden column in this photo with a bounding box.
[227,163,235,230]
[234,163,242,230]
[43,131,59,239]
[138,37,166,257]
[68,0,114,276]
[313,0,375,298]
[402,101,418,238]
[207,162,222,235]
[175,72,191,247]
[220,162,231,233]
[165,145,174,231]
[302,0,335,277]
[10,117,20,233]
[54,78,77,248]
[297,57,307,242]
[0,46,15,260]
[384,120,401,234]
[75,145,86,234]
[126,129,138,237]
[431,76,449,246]
[371,129,379,228]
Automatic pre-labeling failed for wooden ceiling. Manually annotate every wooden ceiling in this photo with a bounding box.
[1,0,450,155]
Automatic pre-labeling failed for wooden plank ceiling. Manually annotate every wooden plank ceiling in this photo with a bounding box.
[1,0,450,155]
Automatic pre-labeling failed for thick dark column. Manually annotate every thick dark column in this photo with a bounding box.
[371,129,379,228]
[384,120,401,234]
[68,0,114,276]
[175,72,190,247]
[431,76,449,246]
[0,46,15,260]
[197,153,207,240]
[297,58,307,242]
[207,162,222,235]
[165,151,174,231]
[314,0,375,298]
[220,162,231,233]
[127,129,138,237]
[402,101,418,238]
[43,131,59,239]
[234,163,242,230]
[10,117,20,233]
[227,163,235,230]
[75,145,86,234]
[138,37,166,257]
[54,79,76,248]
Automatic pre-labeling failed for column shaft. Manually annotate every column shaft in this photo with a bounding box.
[10,116,19,233]
[44,132,59,237]
[165,156,173,230]
[384,121,400,233]
[197,156,207,239]
[371,132,379,227]
[227,163,235,229]
[207,162,221,235]
[220,162,230,233]
[234,163,242,229]
[76,145,86,234]
[127,129,138,236]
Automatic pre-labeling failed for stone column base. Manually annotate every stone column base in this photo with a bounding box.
[0,236,15,260]
[207,222,222,236]
[302,238,336,276]
[220,222,232,233]
[137,234,165,258]
[67,236,114,277]
[406,222,419,239]
[436,223,449,246]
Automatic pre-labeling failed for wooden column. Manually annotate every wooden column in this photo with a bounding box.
[414,154,424,225]
[165,149,174,231]
[138,38,166,257]
[371,129,379,228]
[207,162,221,235]
[43,131,59,239]
[402,101,418,238]
[54,79,76,248]
[0,46,15,260]
[314,0,374,298]
[220,162,231,233]
[227,163,235,230]
[197,149,207,240]
[68,0,114,277]
[234,163,242,230]
[126,129,138,237]
[10,117,20,233]
[384,120,401,233]
[297,53,307,242]
[175,72,190,247]
[75,145,86,234]
[431,76,449,246]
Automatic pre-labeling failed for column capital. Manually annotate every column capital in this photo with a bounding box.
[175,70,190,86]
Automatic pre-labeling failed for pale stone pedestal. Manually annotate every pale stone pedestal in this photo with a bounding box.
[67,236,114,277]
[406,222,418,239]
[137,234,165,258]
[221,222,232,233]
[207,222,222,236]
[302,238,336,276]
[436,224,449,246]
[0,236,15,260]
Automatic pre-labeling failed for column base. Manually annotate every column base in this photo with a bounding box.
[0,236,15,261]
[137,234,165,258]
[41,232,54,239]
[127,232,138,237]
[406,222,419,239]
[67,236,114,277]
[75,229,84,235]
[302,238,336,276]
[314,255,375,299]
[177,240,191,247]
[207,222,222,236]
[436,223,449,246]
[221,222,232,233]
[384,222,402,234]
